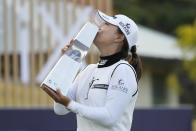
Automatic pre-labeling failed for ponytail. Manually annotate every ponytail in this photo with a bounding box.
[117,28,142,82]
[129,46,142,82]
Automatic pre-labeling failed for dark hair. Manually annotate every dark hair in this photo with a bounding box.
[117,28,142,82]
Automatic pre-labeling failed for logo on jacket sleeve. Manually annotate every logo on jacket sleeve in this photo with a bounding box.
[111,79,128,93]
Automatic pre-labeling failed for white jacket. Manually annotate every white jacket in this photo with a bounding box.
[54,60,138,131]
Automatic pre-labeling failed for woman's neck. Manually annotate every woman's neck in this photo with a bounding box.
[99,44,122,57]
[98,51,123,68]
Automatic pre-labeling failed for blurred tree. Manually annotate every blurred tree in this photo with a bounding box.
[113,0,196,35]
[176,20,196,116]
[176,20,196,80]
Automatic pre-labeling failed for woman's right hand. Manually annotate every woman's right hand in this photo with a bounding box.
[61,39,74,54]
[40,84,71,107]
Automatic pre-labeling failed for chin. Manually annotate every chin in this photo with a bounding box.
[93,34,103,48]
[93,40,99,47]
[93,39,100,49]
[93,36,99,45]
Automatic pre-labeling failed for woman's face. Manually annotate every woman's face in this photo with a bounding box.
[93,22,120,48]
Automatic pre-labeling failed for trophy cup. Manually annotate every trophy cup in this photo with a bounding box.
[41,22,98,95]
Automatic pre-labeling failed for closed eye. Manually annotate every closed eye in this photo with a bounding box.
[105,22,110,25]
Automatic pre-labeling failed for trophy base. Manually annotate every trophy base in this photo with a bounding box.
[40,83,57,93]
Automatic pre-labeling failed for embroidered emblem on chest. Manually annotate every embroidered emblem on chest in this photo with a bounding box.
[85,77,99,99]
[89,77,99,88]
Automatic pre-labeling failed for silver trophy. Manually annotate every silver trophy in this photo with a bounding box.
[41,22,98,95]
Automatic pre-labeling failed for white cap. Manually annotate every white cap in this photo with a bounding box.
[94,10,138,49]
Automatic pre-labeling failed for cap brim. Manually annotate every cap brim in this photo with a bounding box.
[94,10,118,26]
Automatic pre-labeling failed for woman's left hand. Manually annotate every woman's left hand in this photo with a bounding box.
[41,84,71,107]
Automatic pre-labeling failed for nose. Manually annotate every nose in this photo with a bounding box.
[98,24,102,29]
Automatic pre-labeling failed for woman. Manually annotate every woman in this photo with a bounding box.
[41,10,142,131]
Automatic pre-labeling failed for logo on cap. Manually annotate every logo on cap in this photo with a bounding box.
[119,22,131,35]
[112,15,117,19]
[126,23,130,29]
[101,14,110,21]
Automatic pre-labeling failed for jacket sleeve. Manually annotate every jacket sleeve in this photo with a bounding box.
[67,64,138,126]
